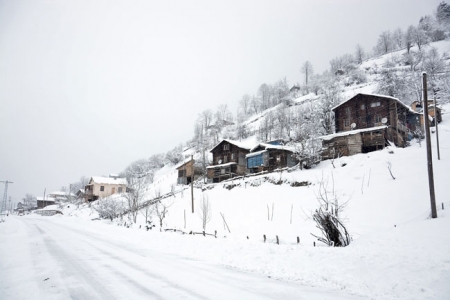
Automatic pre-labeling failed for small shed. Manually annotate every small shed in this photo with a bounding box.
[321,126,388,159]
[176,158,202,185]
[36,197,56,209]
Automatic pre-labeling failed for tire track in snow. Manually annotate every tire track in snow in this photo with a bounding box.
[34,224,116,300]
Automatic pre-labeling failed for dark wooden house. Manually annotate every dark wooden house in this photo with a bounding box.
[176,158,202,185]
[411,100,442,126]
[206,139,251,183]
[322,93,420,158]
[246,143,298,173]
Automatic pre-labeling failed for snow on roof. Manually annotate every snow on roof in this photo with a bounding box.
[49,191,75,197]
[36,197,56,201]
[209,139,253,152]
[249,143,295,153]
[175,158,194,169]
[90,176,128,185]
[333,93,419,114]
[49,191,66,196]
[320,126,388,141]
[246,150,268,158]
[206,162,237,169]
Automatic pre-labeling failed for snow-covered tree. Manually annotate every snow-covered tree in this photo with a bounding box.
[22,194,36,210]
[121,159,154,223]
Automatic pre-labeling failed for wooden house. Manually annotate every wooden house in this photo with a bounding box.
[246,143,297,173]
[206,139,251,183]
[36,196,56,209]
[322,93,420,159]
[176,158,202,185]
[410,100,442,126]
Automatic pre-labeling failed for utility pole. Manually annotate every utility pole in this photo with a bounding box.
[422,73,437,219]
[434,95,440,160]
[191,155,194,214]
[0,180,14,215]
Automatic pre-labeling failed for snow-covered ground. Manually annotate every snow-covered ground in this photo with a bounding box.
[1,104,449,299]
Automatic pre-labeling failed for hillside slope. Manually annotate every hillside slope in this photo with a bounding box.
[57,101,450,299]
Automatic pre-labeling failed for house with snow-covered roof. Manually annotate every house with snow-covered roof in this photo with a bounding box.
[206,139,251,183]
[84,175,127,202]
[246,142,298,173]
[322,93,421,159]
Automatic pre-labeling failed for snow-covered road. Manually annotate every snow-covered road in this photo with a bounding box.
[1,215,365,300]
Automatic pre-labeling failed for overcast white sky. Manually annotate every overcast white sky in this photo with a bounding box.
[0,0,442,203]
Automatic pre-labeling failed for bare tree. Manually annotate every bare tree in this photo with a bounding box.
[405,25,415,54]
[375,30,392,54]
[392,28,404,50]
[412,26,429,51]
[355,44,365,64]
[239,94,251,117]
[423,47,444,80]
[155,200,172,229]
[198,194,212,231]
[301,61,314,93]
[199,109,213,129]
[311,173,351,247]
[215,104,233,126]
[258,83,272,110]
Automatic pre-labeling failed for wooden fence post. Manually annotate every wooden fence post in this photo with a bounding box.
[263,234,266,243]
[297,236,300,244]
[276,235,279,245]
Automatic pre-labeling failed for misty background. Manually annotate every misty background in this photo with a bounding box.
[0,0,442,203]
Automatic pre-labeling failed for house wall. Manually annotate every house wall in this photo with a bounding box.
[335,94,392,132]
[85,182,126,201]
[208,141,249,182]
[333,94,417,148]
[92,182,126,198]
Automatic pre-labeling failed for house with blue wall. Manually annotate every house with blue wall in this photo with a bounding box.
[246,143,298,173]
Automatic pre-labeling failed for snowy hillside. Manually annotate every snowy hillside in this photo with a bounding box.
[31,101,450,299]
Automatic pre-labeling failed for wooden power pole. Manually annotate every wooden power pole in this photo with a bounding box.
[422,73,437,219]
[191,155,194,214]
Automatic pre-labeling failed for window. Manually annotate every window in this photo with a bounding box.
[375,115,382,123]
[118,187,123,193]
[370,101,381,107]
[223,144,229,151]
[276,155,281,162]
[224,155,228,163]
[100,186,105,192]
[344,119,350,127]
[361,104,365,110]
[345,107,351,116]
[231,153,235,160]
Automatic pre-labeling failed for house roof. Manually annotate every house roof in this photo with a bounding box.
[206,162,237,169]
[320,125,388,141]
[175,158,194,170]
[246,150,268,158]
[209,139,253,152]
[333,93,419,114]
[36,197,56,202]
[89,176,128,185]
[249,143,295,153]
